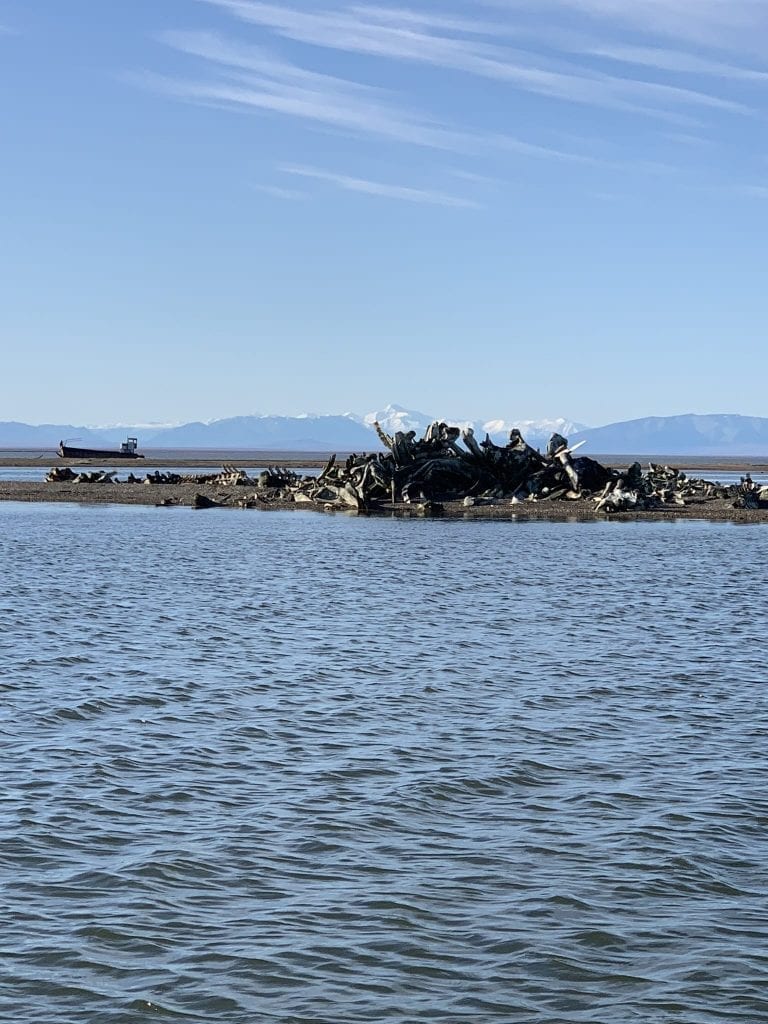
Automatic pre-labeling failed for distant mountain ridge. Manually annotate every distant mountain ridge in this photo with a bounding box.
[0,421,179,448]
[0,421,125,448]
[0,405,586,452]
[150,414,374,452]
[2,407,768,456]
[0,415,374,453]
[571,414,768,456]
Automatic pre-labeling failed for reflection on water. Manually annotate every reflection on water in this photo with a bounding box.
[0,465,319,482]
[680,469,766,486]
[2,504,768,1023]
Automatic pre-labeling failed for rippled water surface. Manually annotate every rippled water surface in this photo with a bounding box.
[2,504,768,1023]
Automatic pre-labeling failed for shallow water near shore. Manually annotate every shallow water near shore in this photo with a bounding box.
[0,464,764,487]
[2,503,768,1023]
[0,465,320,483]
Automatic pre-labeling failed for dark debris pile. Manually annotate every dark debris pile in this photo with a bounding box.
[44,422,766,513]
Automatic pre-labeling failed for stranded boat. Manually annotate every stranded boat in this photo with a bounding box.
[57,437,145,460]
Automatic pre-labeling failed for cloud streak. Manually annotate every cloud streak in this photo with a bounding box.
[140,1,767,208]
[154,30,480,150]
[484,1,768,49]
[154,31,625,165]
[252,182,307,199]
[280,164,482,207]
[200,1,751,118]
[575,43,768,81]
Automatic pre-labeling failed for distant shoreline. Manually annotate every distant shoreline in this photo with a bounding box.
[2,449,768,473]
[0,450,333,469]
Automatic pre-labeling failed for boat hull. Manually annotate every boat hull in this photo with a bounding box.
[58,444,145,459]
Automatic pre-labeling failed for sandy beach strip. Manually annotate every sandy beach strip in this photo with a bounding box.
[2,450,767,522]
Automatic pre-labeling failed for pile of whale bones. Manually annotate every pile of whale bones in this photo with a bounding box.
[46,422,767,514]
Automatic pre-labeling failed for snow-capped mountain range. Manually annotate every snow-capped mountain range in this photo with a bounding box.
[0,405,586,452]
[360,403,581,444]
[4,405,768,455]
[362,406,585,447]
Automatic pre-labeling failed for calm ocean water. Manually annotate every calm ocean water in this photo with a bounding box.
[2,503,768,1023]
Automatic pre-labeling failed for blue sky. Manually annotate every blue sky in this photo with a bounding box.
[2,0,767,427]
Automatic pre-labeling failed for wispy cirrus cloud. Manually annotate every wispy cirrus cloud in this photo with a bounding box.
[199,1,750,118]
[484,0,768,49]
[140,1,767,208]
[152,30,480,150]
[280,164,482,207]
[152,30,622,164]
[345,5,509,37]
[572,43,768,82]
[252,182,307,199]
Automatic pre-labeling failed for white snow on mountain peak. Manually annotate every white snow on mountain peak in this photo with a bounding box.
[362,404,434,434]
[363,405,587,445]
[480,417,587,440]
